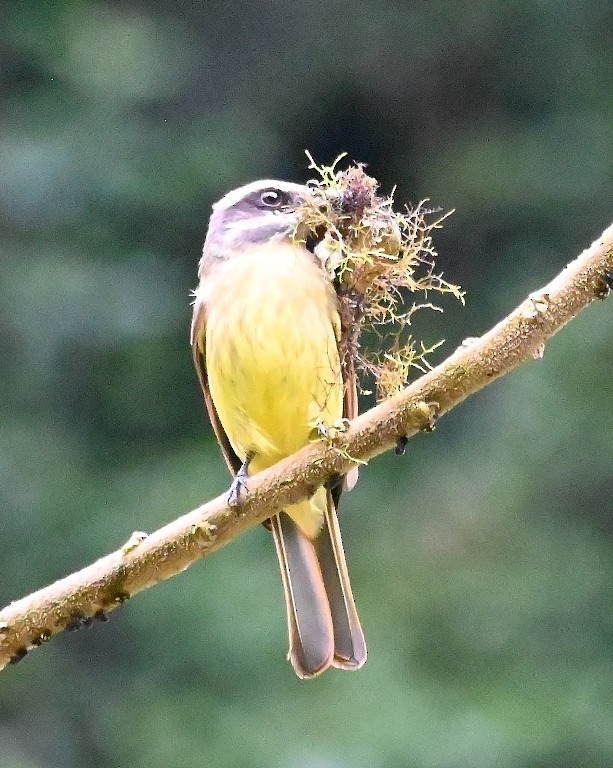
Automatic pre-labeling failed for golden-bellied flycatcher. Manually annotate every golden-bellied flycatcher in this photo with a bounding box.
[191,180,366,678]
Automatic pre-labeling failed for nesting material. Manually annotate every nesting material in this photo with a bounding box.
[296,155,464,400]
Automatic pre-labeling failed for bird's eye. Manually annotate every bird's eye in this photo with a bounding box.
[259,189,287,208]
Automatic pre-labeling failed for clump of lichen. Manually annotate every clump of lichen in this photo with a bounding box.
[296,153,464,400]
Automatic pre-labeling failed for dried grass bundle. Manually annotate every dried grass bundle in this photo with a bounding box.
[296,154,464,399]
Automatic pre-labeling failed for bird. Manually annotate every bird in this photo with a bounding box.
[191,179,366,678]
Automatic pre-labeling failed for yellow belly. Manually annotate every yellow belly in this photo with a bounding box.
[203,242,343,480]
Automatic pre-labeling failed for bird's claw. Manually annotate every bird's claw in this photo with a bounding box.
[228,474,249,507]
[227,453,253,507]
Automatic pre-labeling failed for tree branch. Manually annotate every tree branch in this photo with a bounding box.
[1,223,612,671]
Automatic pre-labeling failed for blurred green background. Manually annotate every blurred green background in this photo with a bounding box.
[1,2,613,767]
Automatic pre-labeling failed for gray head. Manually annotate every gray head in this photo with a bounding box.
[201,180,312,263]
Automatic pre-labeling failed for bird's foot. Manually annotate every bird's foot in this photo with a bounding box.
[228,475,248,507]
[228,454,253,507]
[325,473,343,491]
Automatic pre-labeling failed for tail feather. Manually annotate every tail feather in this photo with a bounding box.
[270,513,334,678]
[270,494,366,678]
[316,490,367,669]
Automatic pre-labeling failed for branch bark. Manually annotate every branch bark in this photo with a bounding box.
[1,223,612,671]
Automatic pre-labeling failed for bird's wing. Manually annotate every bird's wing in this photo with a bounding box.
[190,297,242,476]
[334,309,360,496]
[343,348,359,423]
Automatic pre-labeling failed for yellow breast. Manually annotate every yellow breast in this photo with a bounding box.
[201,241,343,475]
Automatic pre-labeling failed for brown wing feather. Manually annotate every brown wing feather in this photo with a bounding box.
[337,312,360,498]
[342,347,359,424]
[191,297,242,476]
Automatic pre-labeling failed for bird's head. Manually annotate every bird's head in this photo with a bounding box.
[202,180,314,261]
